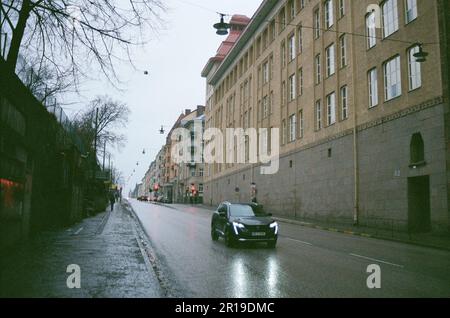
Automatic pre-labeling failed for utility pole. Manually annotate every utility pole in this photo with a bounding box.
[93,107,99,161]
[102,140,106,170]
[91,107,99,181]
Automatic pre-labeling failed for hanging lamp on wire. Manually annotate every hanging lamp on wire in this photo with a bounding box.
[213,13,230,36]
[413,43,429,63]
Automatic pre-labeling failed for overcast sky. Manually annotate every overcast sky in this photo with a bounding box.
[64,0,262,194]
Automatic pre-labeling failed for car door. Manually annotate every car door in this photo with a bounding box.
[216,204,228,235]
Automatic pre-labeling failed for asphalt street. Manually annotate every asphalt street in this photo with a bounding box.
[130,200,450,298]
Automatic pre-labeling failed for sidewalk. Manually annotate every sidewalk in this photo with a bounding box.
[0,203,162,298]
[161,203,450,251]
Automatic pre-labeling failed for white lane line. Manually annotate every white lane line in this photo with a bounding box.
[350,253,404,268]
[74,227,84,235]
[284,237,313,246]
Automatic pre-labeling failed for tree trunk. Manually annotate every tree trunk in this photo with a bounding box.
[6,0,31,71]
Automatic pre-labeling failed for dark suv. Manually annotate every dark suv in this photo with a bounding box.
[211,202,278,248]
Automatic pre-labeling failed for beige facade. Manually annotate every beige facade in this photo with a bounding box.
[202,0,450,232]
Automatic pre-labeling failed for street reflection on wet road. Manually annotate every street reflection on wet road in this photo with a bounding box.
[130,200,450,298]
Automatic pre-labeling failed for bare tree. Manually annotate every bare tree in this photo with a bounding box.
[73,95,130,155]
[15,54,73,104]
[1,0,164,84]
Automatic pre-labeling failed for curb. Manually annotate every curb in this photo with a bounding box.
[273,217,450,252]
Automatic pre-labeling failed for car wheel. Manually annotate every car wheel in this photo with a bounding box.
[224,228,235,248]
[211,225,219,241]
[267,240,277,248]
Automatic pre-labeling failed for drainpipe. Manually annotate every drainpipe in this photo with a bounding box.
[350,2,359,226]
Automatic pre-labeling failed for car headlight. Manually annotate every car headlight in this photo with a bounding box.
[232,222,245,235]
[270,222,278,235]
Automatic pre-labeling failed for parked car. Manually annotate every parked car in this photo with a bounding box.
[211,202,278,248]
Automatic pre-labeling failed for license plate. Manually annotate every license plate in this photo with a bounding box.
[252,232,266,237]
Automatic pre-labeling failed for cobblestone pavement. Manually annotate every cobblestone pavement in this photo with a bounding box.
[0,203,162,298]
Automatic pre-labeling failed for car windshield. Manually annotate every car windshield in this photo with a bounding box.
[229,204,268,217]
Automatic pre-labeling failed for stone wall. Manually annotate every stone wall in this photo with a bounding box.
[204,101,449,233]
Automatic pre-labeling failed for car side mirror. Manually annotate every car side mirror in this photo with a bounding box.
[218,207,227,217]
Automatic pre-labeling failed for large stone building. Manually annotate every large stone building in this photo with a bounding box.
[202,0,450,233]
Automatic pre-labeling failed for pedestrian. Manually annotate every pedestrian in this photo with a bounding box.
[109,191,116,211]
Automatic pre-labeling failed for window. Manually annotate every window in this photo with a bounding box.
[368,68,378,107]
[289,114,297,142]
[199,168,204,177]
[326,44,335,77]
[289,74,296,101]
[298,24,303,53]
[199,183,204,192]
[410,132,424,164]
[260,128,268,154]
[262,29,268,49]
[282,81,287,105]
[339,0,345,17]
[384,55,402,100]
[324,0,334,28]
[316,100,322,130]
[315,54,321,84]
[279,7,286,31]
[340,85,348,119]
[288,34,296,61]
[340,35,347,67]
[382,0,399,38]
[366,12,377,48]
[270,20,276,41]
[191,169,196,177]
[299,109,304,138]
[263,61,269,84]
[281,41,286,67]
[299,0,305,10]
[289,0,296,20]
[408,45,422,90]
[298,68,303,96]
[327,92,336,126]
[263,95,269,118]
[282,119,287,144]
[405,0,418,24]
[314,9,321,39]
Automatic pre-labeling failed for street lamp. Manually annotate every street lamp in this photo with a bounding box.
[213,13,230,36]
[413,43,429,63]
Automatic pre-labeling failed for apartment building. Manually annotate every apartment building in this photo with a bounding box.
[161,106,206,202]
[175,109,206,203]
[202,0,450,233]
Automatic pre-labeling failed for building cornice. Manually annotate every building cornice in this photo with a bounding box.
[209,0,278,86]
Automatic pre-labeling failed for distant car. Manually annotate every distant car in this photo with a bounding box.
[211,202,278,248]
[137,196,148,202]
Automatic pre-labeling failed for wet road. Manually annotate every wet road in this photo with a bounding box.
[130,200,450,297]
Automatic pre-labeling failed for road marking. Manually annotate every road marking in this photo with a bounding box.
[74,227,84,235]
[284,237,313,246]
[350,253,404,268]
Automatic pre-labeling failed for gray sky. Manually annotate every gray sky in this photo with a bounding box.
[65,0,262,194]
